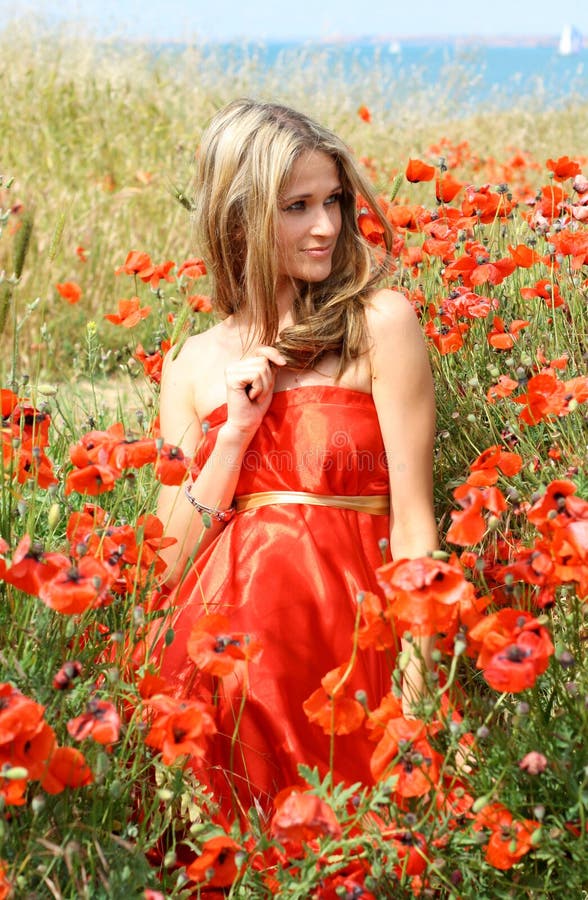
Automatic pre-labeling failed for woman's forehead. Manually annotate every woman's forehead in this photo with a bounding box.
[281,151,340,197]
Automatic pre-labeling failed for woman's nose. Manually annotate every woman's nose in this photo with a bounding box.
[310,207,338,236]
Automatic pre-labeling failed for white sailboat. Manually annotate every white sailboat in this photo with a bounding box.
[559,24,583,55]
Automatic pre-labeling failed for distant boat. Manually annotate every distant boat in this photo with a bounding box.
[559,24,583,55]
[388,40,401,54]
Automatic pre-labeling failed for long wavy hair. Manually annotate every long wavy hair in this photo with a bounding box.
[192,98,393,373]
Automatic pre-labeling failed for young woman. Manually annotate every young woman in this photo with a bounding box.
[153,99,438,816]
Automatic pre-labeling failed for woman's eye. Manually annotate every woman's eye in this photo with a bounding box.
[285,200,305,211]
[325,193,342,205]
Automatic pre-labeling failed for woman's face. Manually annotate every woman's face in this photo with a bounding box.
[276,150,343,292]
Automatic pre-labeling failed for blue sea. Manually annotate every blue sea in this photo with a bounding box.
[188,40,588,110]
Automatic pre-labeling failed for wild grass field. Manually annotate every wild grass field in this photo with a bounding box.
[0,21,587,899]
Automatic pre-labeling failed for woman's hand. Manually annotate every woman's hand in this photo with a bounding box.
[224,346,287,435]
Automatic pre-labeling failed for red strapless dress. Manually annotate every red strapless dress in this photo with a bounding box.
[154,385,395,814]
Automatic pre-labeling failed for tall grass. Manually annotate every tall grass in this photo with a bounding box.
[1,20,588,899]
[1,19,587,381]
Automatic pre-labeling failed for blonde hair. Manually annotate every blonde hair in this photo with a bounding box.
[193,98,393,372]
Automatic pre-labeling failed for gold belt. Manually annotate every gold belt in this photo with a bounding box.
[234,490,390,516]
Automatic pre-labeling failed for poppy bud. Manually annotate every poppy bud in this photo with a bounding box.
[1,766,28,781]
[472,793,494,814]
[397,650,412,672]
[453,634,467,656]
[519,751,548,775]
[31,795,46,814]
[47,502,61,530]
[557,649,575,669]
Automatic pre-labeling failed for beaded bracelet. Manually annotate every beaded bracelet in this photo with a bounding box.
[183,484,235,522]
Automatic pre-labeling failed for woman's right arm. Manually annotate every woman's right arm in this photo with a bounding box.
[156,341,286,587]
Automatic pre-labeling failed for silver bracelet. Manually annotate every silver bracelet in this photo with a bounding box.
[183,484,235,522]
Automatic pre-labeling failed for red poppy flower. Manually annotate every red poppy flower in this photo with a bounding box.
[38,554,115,614]
[0,683,46,749]
[7,719,57,781]
[377,555,475,637]
[546,155,582,181]
[0,773,27,807]
[187,293,213,312]
[526,479,578,530]
[357,208,387,247]
[64,463,119,496]
[10,443,57,488]
[474,802,540,870]
[435,173,463,203]
[40,746,93,794]
[487,375,520,403]
[123,514,176,574]
[405,159,435,183]
[52,660,83,690]
[76,245,88,262]
[370,717,442,796]
[357,591,398,650]
[386,829,429,878]
[67,699,120,746]
[466,445,522,487]
[177,257,207,279]
[271,790,342,844]
[187,614,262,677]
[424,318,469,355]
[56,281,82,304]
[357,104,371,123]
[115,250,153,277]
[144,694,216,764]
[0,861,11,898]
[520,278,564,308]
[185,834,244,888]
[111,437,158,471]
[483,626,553,692]
[549,228,588,269]
[422,237,457,265]
[365,692,404,742]
[68,422,126,469]
[513,372,568,425]
[445,487,486,546]
[499,548,556,608]
[487,315,530,350]
[104,297,151,328]
[154,443,189,485]
[386,204,421,229]
[470,609,554,691]
[134,340,171,384]
[507,243,542,267]
[0,389,18,418]
[461,185,515,223]
[9,401,51,447]
[303,661,366,736]
[3,534,61,595]
[137,671,171,700]
[313,862,375,900]
[138,259,175,288]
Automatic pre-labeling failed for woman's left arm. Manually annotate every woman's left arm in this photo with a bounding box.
[365,288,439,714]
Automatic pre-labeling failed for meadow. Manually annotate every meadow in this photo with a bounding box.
[1,21,588,899]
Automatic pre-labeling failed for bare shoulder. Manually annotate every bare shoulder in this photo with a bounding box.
[364,288,419,334]
[161,322,226,390]
[364,288,426,364]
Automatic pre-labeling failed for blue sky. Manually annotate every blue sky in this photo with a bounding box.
[3,0,588,41]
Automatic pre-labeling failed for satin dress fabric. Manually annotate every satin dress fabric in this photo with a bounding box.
[153,385,396,814]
